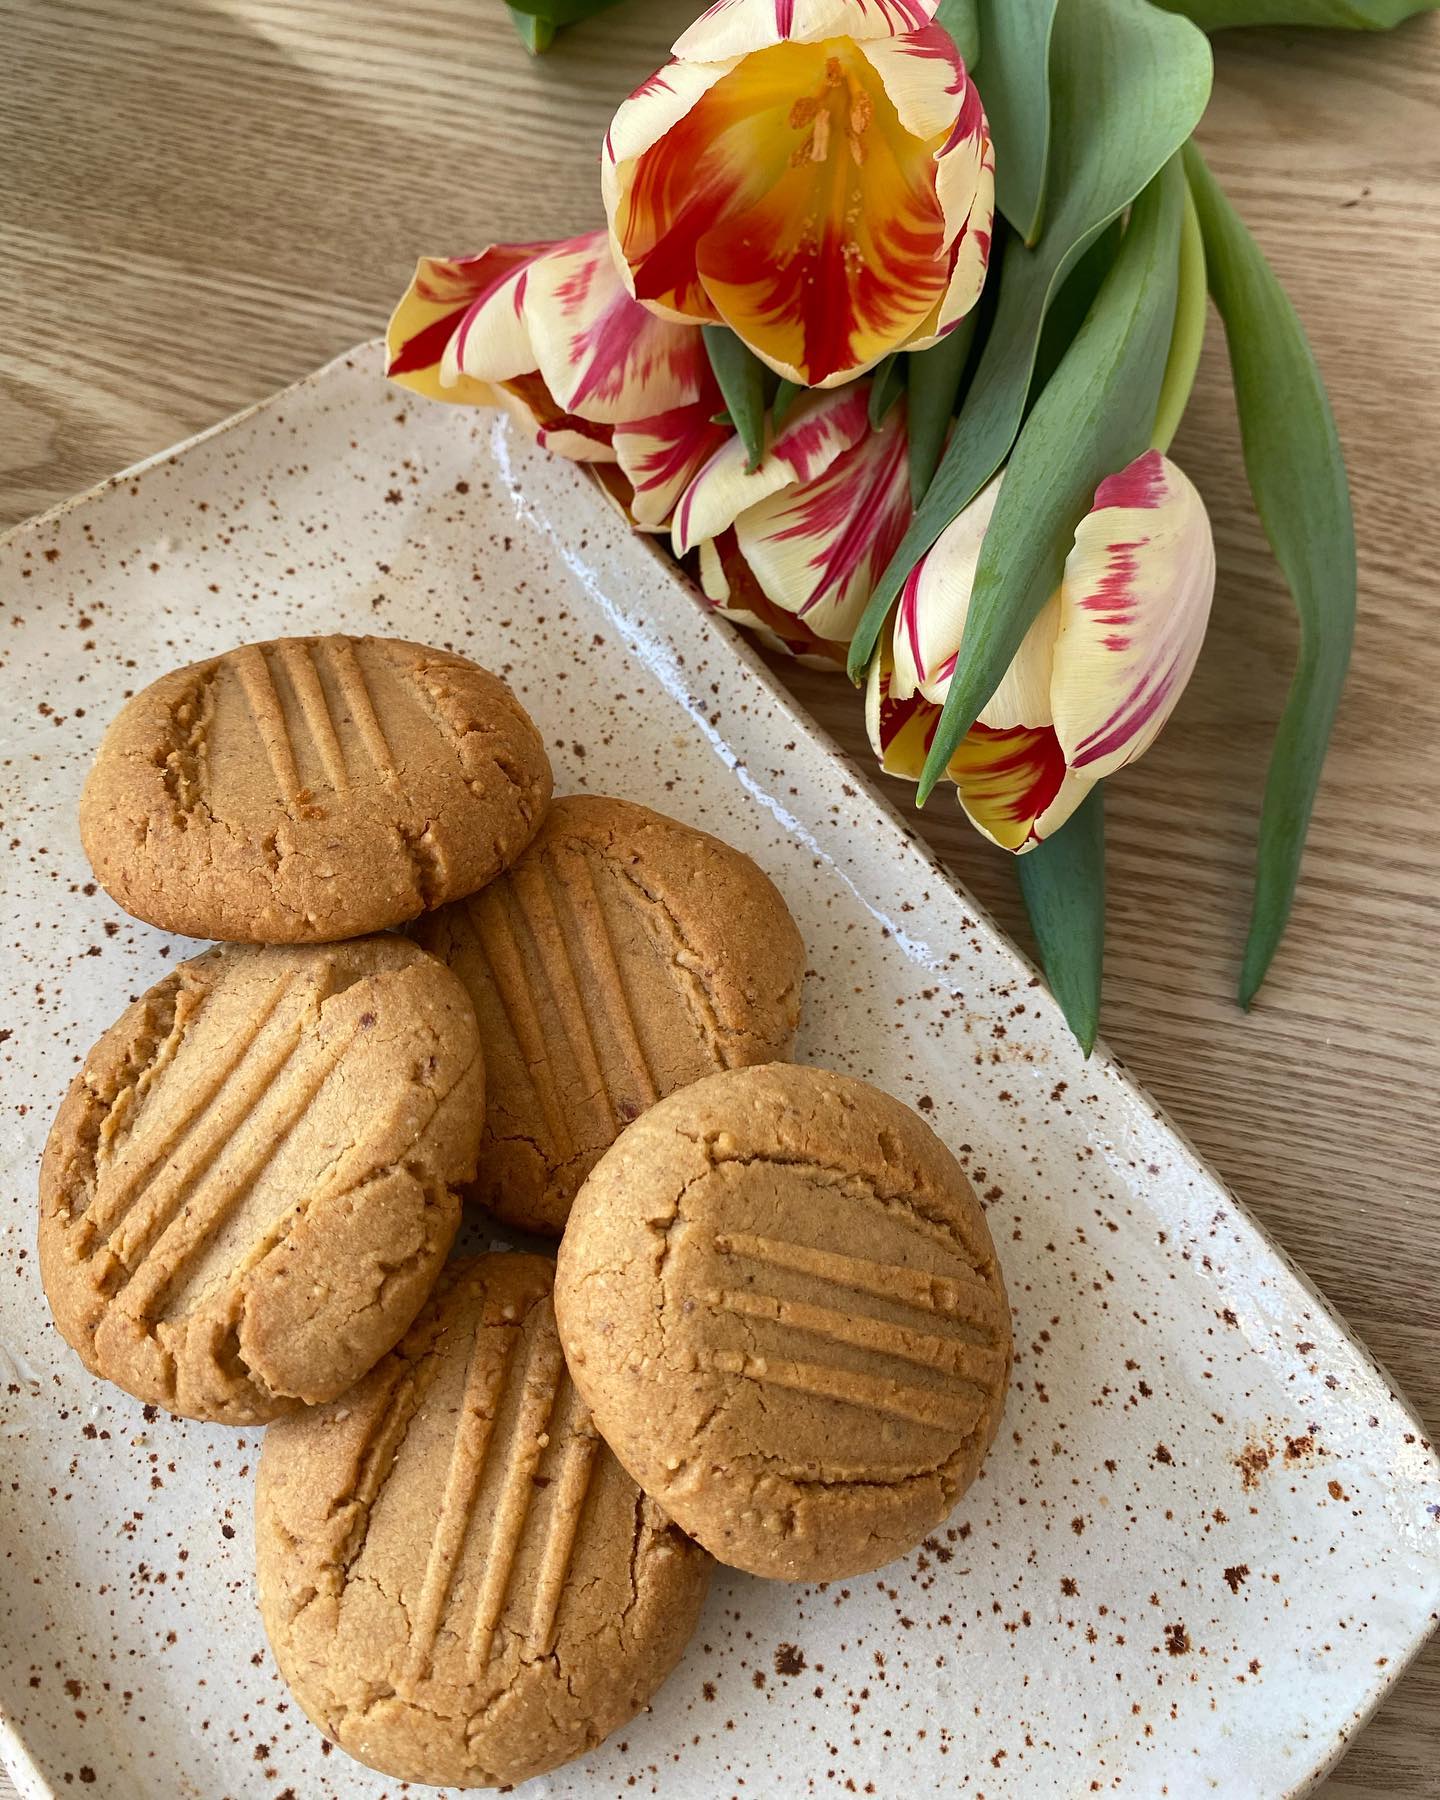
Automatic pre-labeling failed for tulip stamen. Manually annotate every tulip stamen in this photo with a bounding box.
[788,54,874,168]
[848,87,873,167]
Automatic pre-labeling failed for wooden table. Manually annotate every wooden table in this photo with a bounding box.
[3,2,1437,1792]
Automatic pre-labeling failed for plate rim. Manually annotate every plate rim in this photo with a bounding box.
[1,340,1435,1800]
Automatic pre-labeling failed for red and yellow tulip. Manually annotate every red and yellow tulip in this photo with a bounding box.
[867,451,1216,850]
[603,0,994,389]
[385,230,729,529]
[673,382,913,662]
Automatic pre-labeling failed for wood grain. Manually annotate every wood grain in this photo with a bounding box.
[2,2,1438,1792]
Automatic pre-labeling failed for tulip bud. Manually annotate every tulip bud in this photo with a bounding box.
[870,449,1216,849]
[386,232,728,529]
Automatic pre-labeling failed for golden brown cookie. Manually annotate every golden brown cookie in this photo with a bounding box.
[39,938,484,1424]
[255,1253,711,1789]
[80,635,552,943]
[412,794,804,1235]
[554,1063,1012,1582]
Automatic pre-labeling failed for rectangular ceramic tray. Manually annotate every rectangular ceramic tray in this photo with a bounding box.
[2,345,1437,1800]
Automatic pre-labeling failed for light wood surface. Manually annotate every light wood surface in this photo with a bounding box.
[3,3,1437,1793]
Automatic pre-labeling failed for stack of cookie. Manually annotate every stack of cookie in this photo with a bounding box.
[39,633,1013,1790]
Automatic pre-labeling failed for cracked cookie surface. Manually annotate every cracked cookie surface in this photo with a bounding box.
[80,635,552,942]
[554,1063,1013,1582]
[413,794,805,1235]
[255,1253,711,1789]
[38,937,484,1423]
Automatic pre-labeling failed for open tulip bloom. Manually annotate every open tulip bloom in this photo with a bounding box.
[601,0,994,388]
[387,0,1411,1041]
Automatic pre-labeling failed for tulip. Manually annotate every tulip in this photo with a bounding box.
[673,382,913,661]
[867,450,1216,850]
[385,230,729,528]
[602,0,994,389]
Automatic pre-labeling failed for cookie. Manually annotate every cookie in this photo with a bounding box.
[80,635,552,943]
[554,1063,1013,1582]
[255,1254,711,1789]
[39,938,484,1424]
[412,794,804,1235]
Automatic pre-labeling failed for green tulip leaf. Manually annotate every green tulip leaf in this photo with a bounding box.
[906,311,978,506]
[1029,218,1123,399]
[868,354,907,428]
[847,0,1211,684]
[506,5,556,51]
[770,378,803,431]
[1184,143,1357,1007]
[704,326,770,471]
[916,156,1183,801]
[936,0,982,66]
[976,0,1059,244]
[506,0,625,23]
[1153,0,1436,27]
[1017,785,1106,1054]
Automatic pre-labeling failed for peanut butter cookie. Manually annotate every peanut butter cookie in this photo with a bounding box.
[256,1253,710,1789]
[39,938,484,1424]
[413,794,805,1235]
[554,1063,1013,1582]
[80,635,552,942]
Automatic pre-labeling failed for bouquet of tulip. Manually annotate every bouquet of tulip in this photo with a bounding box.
[389,0,1428,1049]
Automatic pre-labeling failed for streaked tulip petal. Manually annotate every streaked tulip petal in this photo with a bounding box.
[854,23,967,138]
[891,472,1001,701]
[673,386,869,556]
[676,0,938,60]
[386,251,539,404]
[975,595,1062,730]
[857,32,994,338]
[870,638,1093,848]
[523,231,713,423]
[1051,451,1216,780]
[891,473,1060,724]
[614,397,731,529]
[930,64,995,336]
[733,390,911,642]
[698,532,733,604]
[949,725,1093,853]
[866,643,938,780]
[604,58,748,324]
[702,530,851,665]
[436,244,571,389]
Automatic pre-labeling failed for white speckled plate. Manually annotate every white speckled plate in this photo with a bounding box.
[1,345,1437,1800]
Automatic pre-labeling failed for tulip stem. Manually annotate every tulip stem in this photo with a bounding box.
[1151,181,1207,454]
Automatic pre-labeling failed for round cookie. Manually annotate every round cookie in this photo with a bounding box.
[554,1064,1013,1582]
[255,1254,711,1789]
[412,794,805,1235]
[80,635,552,943]
[39,938,484,1424]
